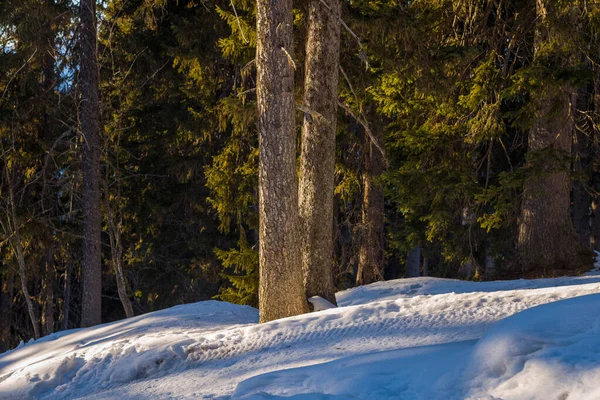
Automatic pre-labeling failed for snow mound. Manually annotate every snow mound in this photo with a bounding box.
[0,301,257,399]
[3,275,600,399]
[466,293,600,400]
[233,294,600,400]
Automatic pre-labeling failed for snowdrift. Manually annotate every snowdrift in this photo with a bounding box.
[2,273,600,399]
[233,294,600,400]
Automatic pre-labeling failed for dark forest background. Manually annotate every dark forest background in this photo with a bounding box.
[1,0,600,349]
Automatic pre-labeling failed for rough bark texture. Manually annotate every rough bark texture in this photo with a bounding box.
[80,0,102,327]
[356,127,385,285]
[298,0,341,305]
[256,0,309,323]
[517,0,591,272]
[406,246,421,278]
[517,95,579,270]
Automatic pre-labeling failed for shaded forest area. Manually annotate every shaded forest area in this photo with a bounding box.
[1,0,600,348]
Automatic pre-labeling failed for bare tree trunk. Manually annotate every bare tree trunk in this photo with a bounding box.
[356,127,385,285]
[572,77,593,248]
[62,259,72,330]
[11,238,40,339]
[406,246,421,278]
[591,72,600,251]
[80,0,102,327]
[517,0,592,272]
[0,272,14,351]
[41,248,55,336]
[103,181,134,318]
[256,0,309,322]
[0,147,40,339]
[298,0,341,305]
[422,256,429,276]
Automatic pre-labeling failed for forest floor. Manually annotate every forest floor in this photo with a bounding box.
[2,265,600,399]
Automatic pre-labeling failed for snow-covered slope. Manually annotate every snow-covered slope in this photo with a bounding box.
[233,294,600,400]
[2,273,600,399]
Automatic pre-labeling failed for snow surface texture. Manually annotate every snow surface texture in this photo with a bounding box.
[3,272,600,399]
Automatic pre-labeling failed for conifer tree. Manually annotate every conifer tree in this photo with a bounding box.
[517,0,593,273]
[256,0,309,322]
[80,0,102,327]
[298,0,341,305]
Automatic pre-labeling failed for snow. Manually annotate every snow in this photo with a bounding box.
[3,272,600,399]
[307,296,336,311]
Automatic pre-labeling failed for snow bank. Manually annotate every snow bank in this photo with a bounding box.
[466,293,600,400]
[3,274,600,399]
[234,294,600,400]
[0,301,257,399]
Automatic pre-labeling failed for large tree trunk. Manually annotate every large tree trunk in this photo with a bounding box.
[256,0,309,322]
[517,96,580,271]
[298,0,341,305]
[80,0,102,327]
[517,0,592,272]
[356,127,385,285]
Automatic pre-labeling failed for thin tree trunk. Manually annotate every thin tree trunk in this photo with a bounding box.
[256,0,309,322]
[298,0,341,305]
[40,0,56,337]
[517,0,592,272]
[1,149,40,339]
[572,79,593,248]
[62,259,72,330]
[103,181,134,318]
[42,248,55,336]
[591,72,600,251]
[356,127,385,285]
[0,272,14,352]
[80,0,102,327]
[12,238,40,339]
[406,245,421,278]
